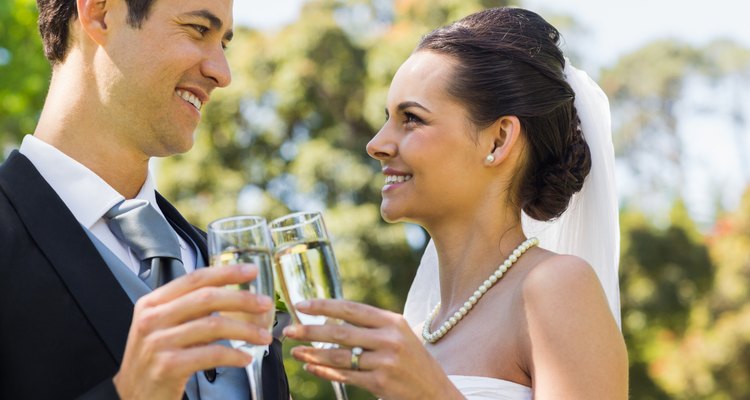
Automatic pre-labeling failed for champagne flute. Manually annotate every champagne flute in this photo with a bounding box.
[207,216,275,400]
[269,211,348,400]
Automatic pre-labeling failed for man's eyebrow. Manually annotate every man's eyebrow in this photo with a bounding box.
[397,101,431,113]
[182,9,234,42]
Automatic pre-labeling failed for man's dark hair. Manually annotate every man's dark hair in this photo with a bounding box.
[36,0,156,64]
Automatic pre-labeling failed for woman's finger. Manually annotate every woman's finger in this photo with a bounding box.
[290,345,374,371]
[302,363,381,395]
[294,299,400,328]
[283,322,393,349]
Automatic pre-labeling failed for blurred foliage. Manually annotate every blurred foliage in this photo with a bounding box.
[0,0,50,156]
[600,40,750,210]
[3,0,750,399]
[620,190,750,399]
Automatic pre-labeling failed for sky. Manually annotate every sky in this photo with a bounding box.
[524,0,750,70]
[233,0,750,80]
[234,0,750,63]
[232,0,750,224]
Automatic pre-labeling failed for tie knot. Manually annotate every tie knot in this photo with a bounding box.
[105,199,182,262]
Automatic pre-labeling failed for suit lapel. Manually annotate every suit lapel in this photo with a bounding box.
[0,151,132,363]
[156,192,209,265]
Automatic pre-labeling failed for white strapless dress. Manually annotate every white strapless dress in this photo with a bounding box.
[448,375,531,400]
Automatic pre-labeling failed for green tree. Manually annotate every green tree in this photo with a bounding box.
[600,41,704,203]
[619,191,750,399]
[0,0,50,157]
[619,202,714,399]
[600,40,750,217]
[650,189,750,399]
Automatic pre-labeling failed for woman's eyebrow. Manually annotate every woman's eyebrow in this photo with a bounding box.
[397,101,431,113]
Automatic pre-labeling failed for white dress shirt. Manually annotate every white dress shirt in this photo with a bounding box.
[20,135,267,387]
[19,135,197,275]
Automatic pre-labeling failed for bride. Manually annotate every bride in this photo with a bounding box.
[282,7,628,399]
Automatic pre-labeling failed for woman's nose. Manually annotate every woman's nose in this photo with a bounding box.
[366,126,398,161]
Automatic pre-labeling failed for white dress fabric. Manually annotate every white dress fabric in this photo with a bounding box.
[448,376,531,400]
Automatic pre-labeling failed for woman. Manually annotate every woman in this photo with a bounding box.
[283,7,628,399]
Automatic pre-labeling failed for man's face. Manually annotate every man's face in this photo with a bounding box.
[101,0,234,158]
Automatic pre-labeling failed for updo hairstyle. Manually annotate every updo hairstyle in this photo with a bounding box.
[416,7,591,221]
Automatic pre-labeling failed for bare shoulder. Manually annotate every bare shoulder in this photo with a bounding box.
[521,253,603,302]
[517,251,628,399]
[519,251,618,335]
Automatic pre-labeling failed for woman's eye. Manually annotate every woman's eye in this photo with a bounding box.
[404,112,423,125]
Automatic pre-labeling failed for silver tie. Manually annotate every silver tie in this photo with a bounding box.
[105,199,185,289]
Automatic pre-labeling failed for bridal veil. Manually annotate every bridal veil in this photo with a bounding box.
[403,61,622,328]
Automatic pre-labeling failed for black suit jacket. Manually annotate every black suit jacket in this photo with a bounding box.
[0,151,289,399]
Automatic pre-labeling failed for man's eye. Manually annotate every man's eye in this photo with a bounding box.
[191,24,209,35]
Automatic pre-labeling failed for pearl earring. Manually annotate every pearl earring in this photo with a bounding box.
[485,154,495,164]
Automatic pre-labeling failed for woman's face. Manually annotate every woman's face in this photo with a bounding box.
[367,51,495,225]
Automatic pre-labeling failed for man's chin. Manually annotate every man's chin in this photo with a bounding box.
[152,138,195,158]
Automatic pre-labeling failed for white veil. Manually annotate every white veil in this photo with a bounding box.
[403,61,622,328]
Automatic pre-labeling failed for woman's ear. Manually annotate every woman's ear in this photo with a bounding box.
[483,115,521,166]
[76,0,111,46]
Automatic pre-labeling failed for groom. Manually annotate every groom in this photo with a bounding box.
[0,0,288,398]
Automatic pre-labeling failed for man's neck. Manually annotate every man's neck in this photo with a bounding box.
[34,66,149,199]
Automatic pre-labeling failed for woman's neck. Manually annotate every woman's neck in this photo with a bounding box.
[426,207,526,317]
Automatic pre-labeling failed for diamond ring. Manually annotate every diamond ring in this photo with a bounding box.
[350,346,363,371]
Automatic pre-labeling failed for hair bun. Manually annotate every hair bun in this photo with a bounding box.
[522,107,591,221]
[415,7,593,222]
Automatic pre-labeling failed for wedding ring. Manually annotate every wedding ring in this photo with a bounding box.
[350,346,363,371]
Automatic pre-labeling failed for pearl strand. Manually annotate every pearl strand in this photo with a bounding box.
[422,237,539,344]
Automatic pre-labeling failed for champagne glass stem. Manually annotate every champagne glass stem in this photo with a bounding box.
[315,342,348,400]
[332,381,349,400]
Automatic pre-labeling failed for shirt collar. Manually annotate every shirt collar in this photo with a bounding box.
[19,135,159,229]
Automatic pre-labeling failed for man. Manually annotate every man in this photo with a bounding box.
[0,0,289,398]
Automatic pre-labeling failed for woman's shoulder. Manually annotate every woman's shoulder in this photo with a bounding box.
[518,251,612,325]
[521,251,599,292]
[513,253,628,397]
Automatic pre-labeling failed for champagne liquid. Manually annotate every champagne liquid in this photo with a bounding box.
[274,239,343,327]
[210,247,276,333]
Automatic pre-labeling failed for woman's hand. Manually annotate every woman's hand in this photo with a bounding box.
[282,299,463,400]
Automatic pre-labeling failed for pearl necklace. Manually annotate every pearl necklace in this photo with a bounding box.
[422,237,539,344]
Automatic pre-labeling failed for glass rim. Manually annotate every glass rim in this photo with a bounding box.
[268,211,323,231]
[207,215,268,233]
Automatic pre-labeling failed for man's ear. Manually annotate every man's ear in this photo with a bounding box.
[484,115,522,166]
[76,0,110,46]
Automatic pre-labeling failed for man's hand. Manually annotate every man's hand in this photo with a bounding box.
[113,264,273,400]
